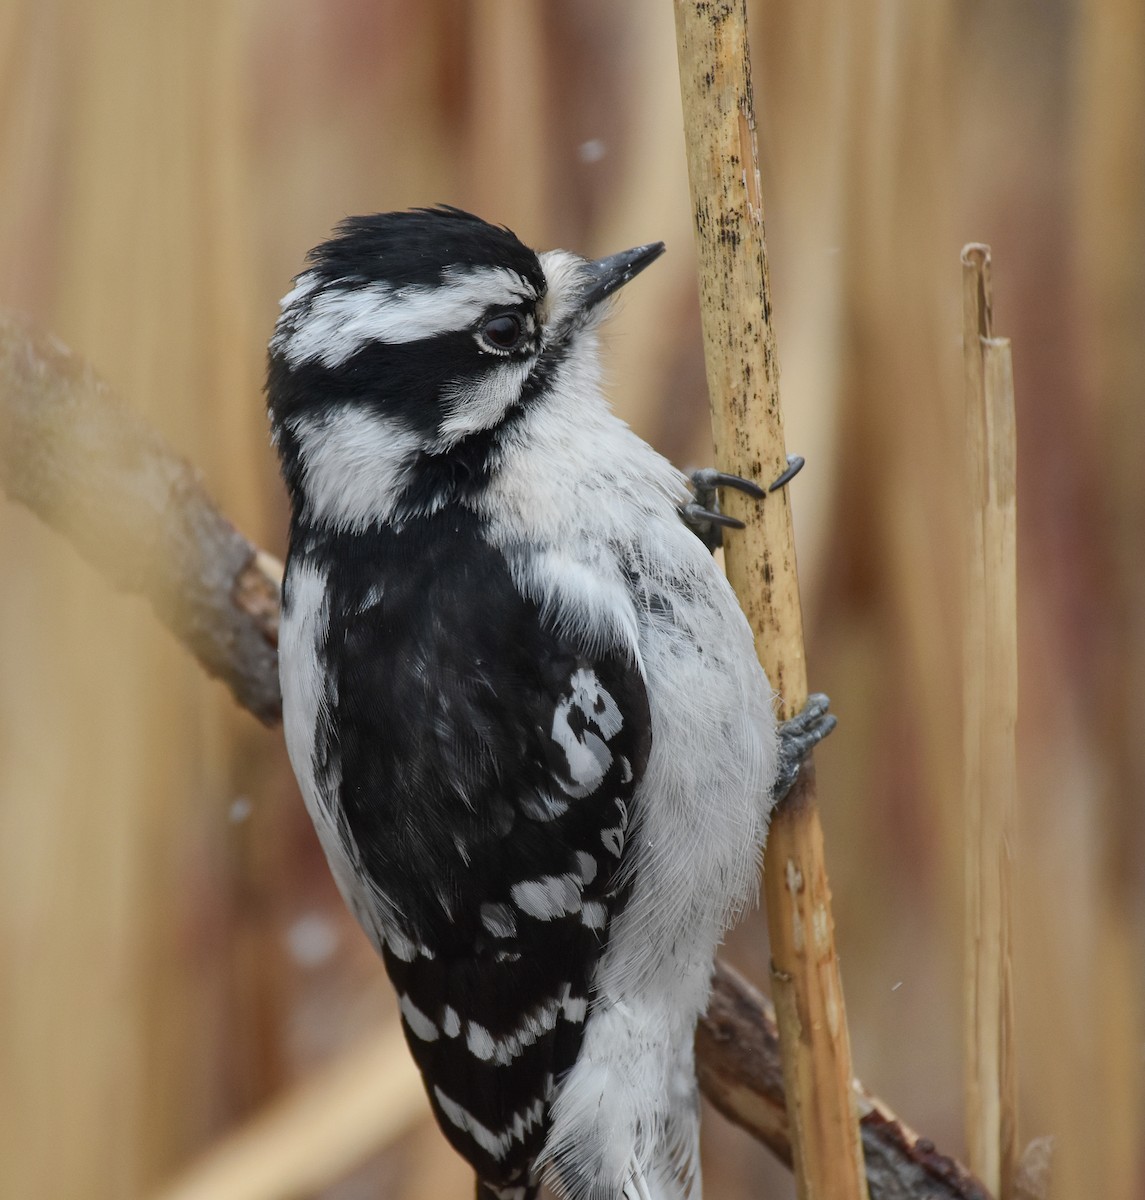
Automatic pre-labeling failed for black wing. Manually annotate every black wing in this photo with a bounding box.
[310,513,651,1189]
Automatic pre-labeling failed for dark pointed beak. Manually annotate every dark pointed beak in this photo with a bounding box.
[579,242,666,310]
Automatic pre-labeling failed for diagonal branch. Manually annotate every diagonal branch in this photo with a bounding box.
[0,313,282,723]
[0,314,993,1200]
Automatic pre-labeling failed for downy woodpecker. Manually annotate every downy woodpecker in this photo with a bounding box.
[267,207,832,1200]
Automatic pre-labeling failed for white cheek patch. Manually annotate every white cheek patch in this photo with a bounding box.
[436,360,533,447]
[274,265,535,368]
[288,407,424,531]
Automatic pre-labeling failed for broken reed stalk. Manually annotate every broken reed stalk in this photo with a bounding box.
[961,244,1019,1199]
[673,4,869,1199]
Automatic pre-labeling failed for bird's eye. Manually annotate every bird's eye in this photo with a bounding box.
[480,313,526,353]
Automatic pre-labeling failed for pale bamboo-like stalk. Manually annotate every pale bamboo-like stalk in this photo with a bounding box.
[673,5,869,1199]
[961,244,1019,1199]
[150,1024,426,1200]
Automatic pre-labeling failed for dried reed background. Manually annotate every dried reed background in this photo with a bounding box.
[0,2,1140,1198]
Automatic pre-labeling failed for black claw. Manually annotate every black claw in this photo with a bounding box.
[682,502,745,531]
[691,468,767,500]
[684,467,768,550]
[769,454,805,493]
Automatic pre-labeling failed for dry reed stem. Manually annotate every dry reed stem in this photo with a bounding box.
[961,245,1019,1199]
[151,1023,426,1200]
[673,4,868,1198]
[0,313,994,1200]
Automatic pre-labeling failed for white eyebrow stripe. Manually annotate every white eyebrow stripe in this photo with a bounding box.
[274,266,534,367]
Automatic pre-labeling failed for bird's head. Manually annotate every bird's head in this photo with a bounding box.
[266,207,663,533]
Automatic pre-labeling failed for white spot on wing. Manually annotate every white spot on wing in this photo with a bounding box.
[576,851,598,885]
[518,790,570,821]
[381,921,435,963]
[484,1186,527,1200]
[561,994,588,1024]
[510,873,582,920]
[356,582,384,613]
[551,668,623,798]
[433,1085,548,1161]
[466,1022,496,1059]
[442,1006,461,1038]
[400,994,438,1042]
[581,900,608,931]
[465,999,561,1065]
[481,902,517,938]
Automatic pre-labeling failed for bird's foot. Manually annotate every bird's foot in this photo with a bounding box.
[681,456,804,550]
[772,692,836,804]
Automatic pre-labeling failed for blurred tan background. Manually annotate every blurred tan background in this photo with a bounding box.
[1,1,1142,1198]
